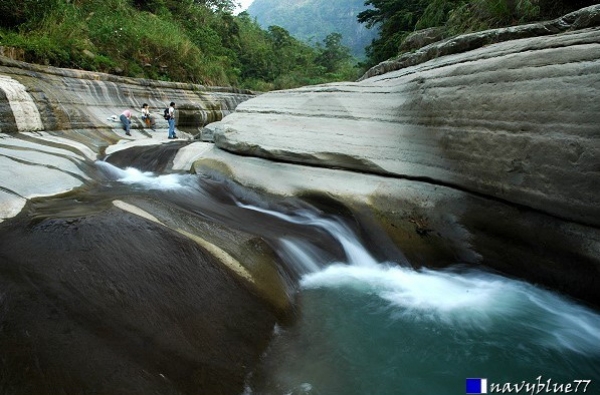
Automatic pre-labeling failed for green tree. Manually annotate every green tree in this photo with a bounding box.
[0,0,359,89]
[357,0,600,68]
[195,0,239,13]
[315,32,352,73]
[234,12,279,84]
[358,0,428,66]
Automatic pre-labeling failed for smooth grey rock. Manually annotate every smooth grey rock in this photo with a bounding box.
[198,13,600,305]
[0,155,84,200]
[210,27,600,229]
[0,56,254,134]
[0,189,25,223]
[0,58,255,221]
[194,146,600,303]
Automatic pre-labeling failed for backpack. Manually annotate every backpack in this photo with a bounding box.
[163,108,170,120]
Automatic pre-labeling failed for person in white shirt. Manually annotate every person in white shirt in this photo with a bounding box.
[167,101,177,139]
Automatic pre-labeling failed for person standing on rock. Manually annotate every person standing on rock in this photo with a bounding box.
[120,109,132,136]
[167,101,177,139]
[141,103,156,130]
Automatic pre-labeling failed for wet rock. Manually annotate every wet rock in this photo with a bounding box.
[0,207,282,395]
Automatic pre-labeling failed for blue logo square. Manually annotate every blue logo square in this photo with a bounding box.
[466,378,485,394]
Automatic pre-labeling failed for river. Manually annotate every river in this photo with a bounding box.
[1,144,598,395]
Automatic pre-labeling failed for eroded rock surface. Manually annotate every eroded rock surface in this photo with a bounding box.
[199,7,600,304]
[0,56,254,134]
[0,58,254,223]
[0,58,278,395]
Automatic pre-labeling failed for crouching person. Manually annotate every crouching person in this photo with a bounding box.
[141,103,156,130]
[120,110,132,136]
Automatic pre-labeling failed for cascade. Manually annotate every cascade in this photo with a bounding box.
[2,20,600,390]
[1,142,599,395]
[240,200,600,395]
[99,164,600,394]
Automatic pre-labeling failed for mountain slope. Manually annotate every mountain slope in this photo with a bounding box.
[247,0,377,59]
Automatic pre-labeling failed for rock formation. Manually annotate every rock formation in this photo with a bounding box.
[0,57,266,395]
[0,56,254,223]
[0,56,254,135]
[199,5,600,305]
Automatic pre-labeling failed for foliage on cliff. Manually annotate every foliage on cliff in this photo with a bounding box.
[1,0,597,87]
[358,0,600,67]
[0,0,358,90]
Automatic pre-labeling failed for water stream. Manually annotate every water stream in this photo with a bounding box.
[240,207,600,395]
[1,151,598,394]
[99,160,600,395]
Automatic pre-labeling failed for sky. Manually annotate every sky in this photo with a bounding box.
[235,0,254,14]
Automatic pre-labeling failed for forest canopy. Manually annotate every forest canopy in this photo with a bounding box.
[0,0,357,90]
[0,0,597,89]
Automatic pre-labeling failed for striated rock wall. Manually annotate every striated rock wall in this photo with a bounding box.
[0,7,599,393]
[0,58,278,395]
[0,7,599,306]
[198,6,600,305]
[0,56,254,135]
[0,57,254,223]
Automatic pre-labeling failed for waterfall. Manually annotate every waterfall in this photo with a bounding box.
[237,203,379,269]
[0,75,44,132]
[240,202,600,355]
[96,161,187,190]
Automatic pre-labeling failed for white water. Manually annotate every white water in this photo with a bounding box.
[240,203,600,355]
[91,163,600,394]
[96,167,600,358]
[0,75,44,132]
[303,264,600,355]
[237,203,379,268]
[242,204,600,395]
[96,161,187,190]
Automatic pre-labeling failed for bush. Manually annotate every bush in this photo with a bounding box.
[1,0,360,89]
[0,0,59,29]
[445,0,540,33]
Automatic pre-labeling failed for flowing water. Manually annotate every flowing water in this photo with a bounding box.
[2,152,599,395]
[241,208,600,395]
[97,161,600,395]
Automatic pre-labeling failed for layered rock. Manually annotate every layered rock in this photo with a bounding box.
[0,57,254,223]
[0,57,253,133]
[0,56,254,135]
[0,57,290,395]
[197,6,600,304]
[361,5,600,80]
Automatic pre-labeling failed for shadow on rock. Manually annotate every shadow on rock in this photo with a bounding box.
[0,206,278,395]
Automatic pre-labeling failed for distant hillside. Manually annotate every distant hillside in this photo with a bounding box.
[246,0,377,59]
